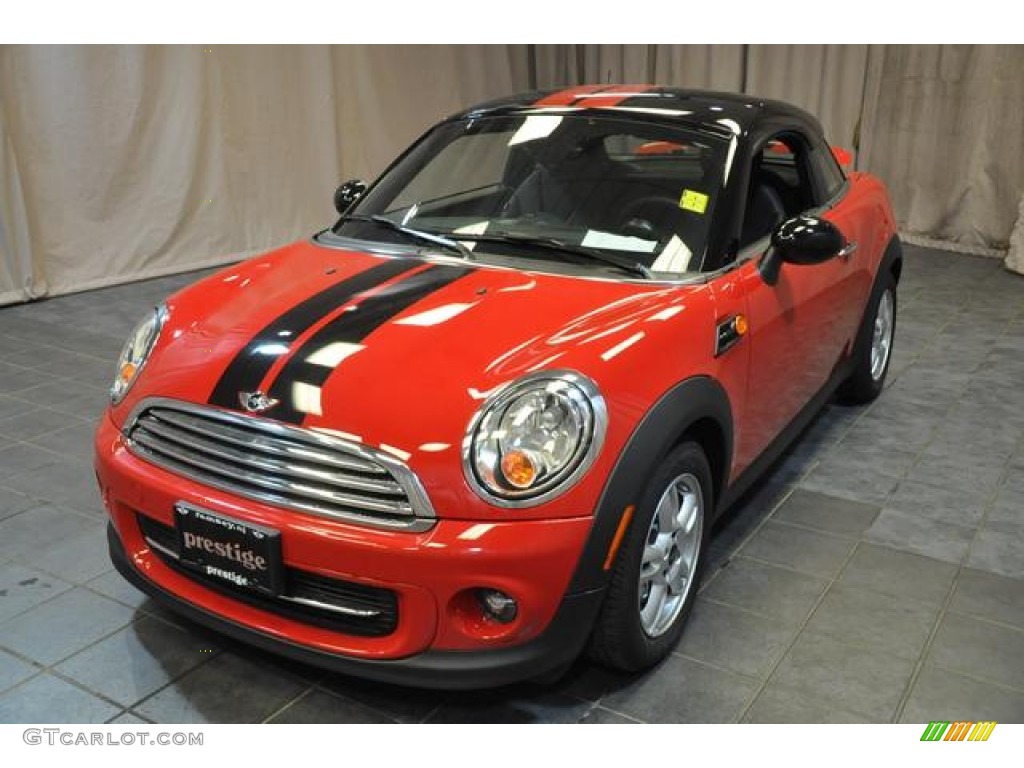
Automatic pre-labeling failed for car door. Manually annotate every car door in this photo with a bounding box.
[732,131,861,464]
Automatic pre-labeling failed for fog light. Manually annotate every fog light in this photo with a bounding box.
[477,588,518,623]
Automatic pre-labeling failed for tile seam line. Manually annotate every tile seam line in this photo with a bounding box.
[0,577,78,626]
[104,646,226,716]
[890,570,966,723]
[921,661,1024,697]
[572,699,649,724]
[752,516,865,542]
[309,679,439,724]
[739,677,881,723]
[719,551,848,582]
[1,434,98,464]
[260,685,321,724]
[3,609,221,710]
[668,649,766,682]
[0,412,99,445]
[890,330,1018,723]
[582,706,645,724]
[699,484,798,593]
[696,594,815,625]
[733,541,863,723]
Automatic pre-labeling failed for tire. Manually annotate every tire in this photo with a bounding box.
[837,268,897,404]
[587,442,712,672]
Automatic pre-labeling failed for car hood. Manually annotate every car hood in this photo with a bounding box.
[120,240,708,510]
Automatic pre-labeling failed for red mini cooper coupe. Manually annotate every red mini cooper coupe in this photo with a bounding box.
[96,86,901,688]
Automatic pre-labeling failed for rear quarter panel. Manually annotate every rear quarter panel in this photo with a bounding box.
[829,172,899,311]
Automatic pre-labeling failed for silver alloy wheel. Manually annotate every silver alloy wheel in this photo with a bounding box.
[638,472,704,637]
[870,288,895,381]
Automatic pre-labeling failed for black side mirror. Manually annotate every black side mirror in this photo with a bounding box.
[758,215,846,286]
[334,179,367,215]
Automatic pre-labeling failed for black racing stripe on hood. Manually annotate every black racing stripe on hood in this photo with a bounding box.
[265,263,474,425]
[208,258,419,409]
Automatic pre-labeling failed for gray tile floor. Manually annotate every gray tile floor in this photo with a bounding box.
[1,245,1022,724]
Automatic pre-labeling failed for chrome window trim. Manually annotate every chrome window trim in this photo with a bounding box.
[123,397,436,533]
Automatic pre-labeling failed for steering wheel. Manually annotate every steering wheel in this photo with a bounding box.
[616,197,682,240]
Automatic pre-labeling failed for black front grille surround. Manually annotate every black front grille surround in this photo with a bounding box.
[137,514,399,637]
[122,398,435,532]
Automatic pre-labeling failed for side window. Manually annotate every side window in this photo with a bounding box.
[808,138,847,201]
[739,134,816,248]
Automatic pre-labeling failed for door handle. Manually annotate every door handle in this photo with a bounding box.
[838,241,858,261]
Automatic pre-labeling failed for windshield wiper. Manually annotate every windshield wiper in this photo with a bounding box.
[449,233,653,279]
[338,215,474,260]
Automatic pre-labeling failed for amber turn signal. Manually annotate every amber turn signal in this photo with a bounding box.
[500,450,537,489]
[118,362,137,384]
[734,314,749,335]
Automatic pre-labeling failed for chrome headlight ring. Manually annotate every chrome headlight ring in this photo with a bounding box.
[462,370,607,508]
[110,304,168,404]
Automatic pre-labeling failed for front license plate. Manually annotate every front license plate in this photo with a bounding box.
[175,503,283,595]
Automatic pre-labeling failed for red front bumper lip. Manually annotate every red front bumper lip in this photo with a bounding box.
[107,522,604,689]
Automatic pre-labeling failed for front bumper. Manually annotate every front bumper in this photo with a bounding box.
[96,412,602,688]
[108,524,603,689]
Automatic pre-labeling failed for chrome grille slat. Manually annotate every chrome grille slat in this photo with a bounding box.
[151,409,386,475]
[137,418,406,497]
[285,595,378,618]
[131,441,413,526]
[124,398,434,531]
[130,430,414,515]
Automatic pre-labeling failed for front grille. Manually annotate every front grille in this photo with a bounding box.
[124,398,434,531]
[137,514,399,637]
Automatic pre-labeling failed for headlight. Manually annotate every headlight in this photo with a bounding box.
[463,371,607,507]
[110,304,167,404]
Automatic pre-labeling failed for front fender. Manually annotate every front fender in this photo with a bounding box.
[567,375,733,593]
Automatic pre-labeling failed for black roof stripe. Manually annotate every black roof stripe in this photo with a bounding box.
[455,86,823,137]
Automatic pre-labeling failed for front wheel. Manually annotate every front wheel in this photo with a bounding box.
[838,270,897,404]
[587,442,712,672]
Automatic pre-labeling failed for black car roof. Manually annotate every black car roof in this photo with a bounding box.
[453,86,825,140]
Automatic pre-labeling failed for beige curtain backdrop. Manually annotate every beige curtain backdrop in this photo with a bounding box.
[1,44,1022,305]
[745,45,869,152]
[0,103,35,305]
[859,44,1024,260]
[0,44,532,305]
[532,44,746,91]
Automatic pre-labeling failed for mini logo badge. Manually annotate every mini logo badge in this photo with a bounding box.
[238,391,279,414]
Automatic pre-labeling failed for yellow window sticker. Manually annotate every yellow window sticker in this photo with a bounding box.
[679,189,709,214]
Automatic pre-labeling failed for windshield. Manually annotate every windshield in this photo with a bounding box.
[331,114,728,278]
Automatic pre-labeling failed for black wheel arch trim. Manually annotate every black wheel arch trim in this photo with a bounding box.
[849,233,902,360]
[567,375,733,594]
[882,233,903,283]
